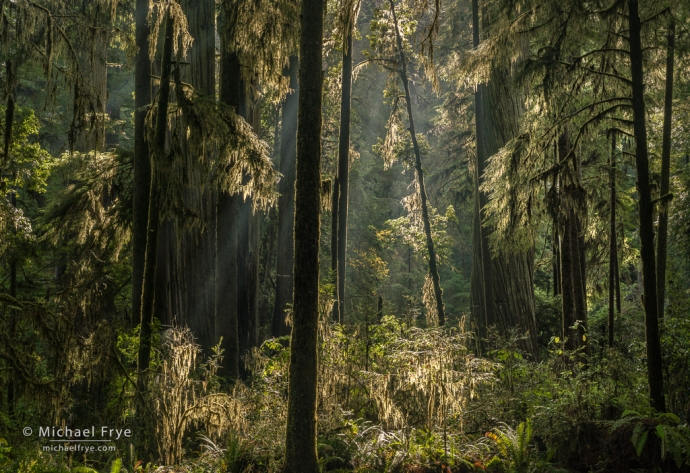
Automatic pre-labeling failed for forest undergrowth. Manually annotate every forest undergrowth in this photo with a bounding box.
[2,285,689,473]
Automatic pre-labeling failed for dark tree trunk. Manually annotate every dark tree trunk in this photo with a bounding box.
[336,30,354,323]
[138,7,174,398]
[553,230,561,297]
[656,19,674,322]
[177,0,217,355]
[282,0,324,465]
[628,0,665,412]
[237,89,262,356]
[273,57,299,336]
[571,207,587,351]
[609,133,618,348]
[133,0,151,329]
[216,22,242,378]
[4,58,16,414]
[331,176,339,321]
[389,0,445,326]
[560,207,577,351]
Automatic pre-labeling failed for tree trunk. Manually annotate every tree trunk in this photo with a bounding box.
[656,19,674,322]
[481,68,538,355]
[178,0,217,355]
[132,0,151,329]
[389,0,445,326]
[3,58,16,415]
[237,103,261,360]
[216,21,242,378]
[628,0,665,412]
[138,7,174,399]
[472,1,537,354]
[609,133,618,348]
[273,56,299,336]
[331,176,339,321]
[336,30,354,323]
[470,0,491,341]
[282,0,324,466]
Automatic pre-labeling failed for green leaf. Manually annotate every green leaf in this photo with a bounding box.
[634,430,648,457]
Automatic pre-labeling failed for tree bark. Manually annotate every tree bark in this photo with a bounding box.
[628,0,665,412]
[273,57,299,336]
[470,0,491,341]
[138,7,174,398]
[331,176,339,321]
[3,58,16,415]
[471,1,537,354]
[336,30,354,324]
[133,0,151,329]
[608,133,618,348]
[656,19,674,322]
[178,0,217,355]
[282,0,324,466]
[216,20,241,378]
[389,0,445,326]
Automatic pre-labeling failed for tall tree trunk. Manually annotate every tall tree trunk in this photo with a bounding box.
[273,57,299,336]
[282,0,324,466]
[470,0,491,341]
[389,0,445,326]
[216,17,242,377]
[336,29,354,323]
[656,19,674,322]
[3,58,16,415]
[138,7,174,400]
[609,133,618,347]
[553,230,561,296]
[133,0,151,329]
[628,0,665,412]
[177,0,217,354]
[482,70,538,355]
[472,1,537,354]
[331,176,339,321]
[236,84,262,355]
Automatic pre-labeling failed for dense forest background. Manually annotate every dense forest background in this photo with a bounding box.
[1,0,690,471]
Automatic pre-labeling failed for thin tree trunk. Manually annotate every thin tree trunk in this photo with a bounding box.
[133,0,151,329]
[3,58,16,415]
[331,176,339,321]
[656,19,674,322]
[336,30,354,323]
[553,230,561,296]
[389,0,445,326]
[138,7,174,398]
[571,207,587,350]
[609,133,618,347]
[628,0,665,412]
[273,56,298,337]
[282,0,324,465]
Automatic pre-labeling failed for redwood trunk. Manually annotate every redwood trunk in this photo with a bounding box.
[273,57,299,336]
[628,0,665,412]
[282,0,324,465]
[138,8,174,396]
[133,0,151,329]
